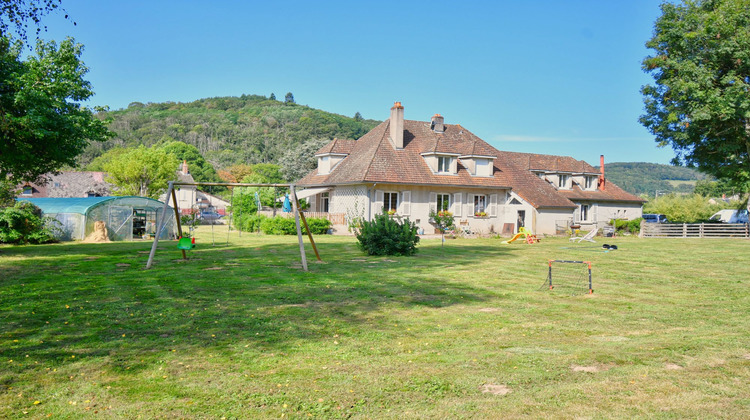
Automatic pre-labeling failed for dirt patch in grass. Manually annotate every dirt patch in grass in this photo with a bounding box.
[481,384,511,395]
[571,364,610,373]
[664,363,683,370]
[203,267,223,271]
[742,354,750,360]
[478,308,501,313]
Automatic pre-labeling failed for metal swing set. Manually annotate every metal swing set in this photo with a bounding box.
[145,181,322,271]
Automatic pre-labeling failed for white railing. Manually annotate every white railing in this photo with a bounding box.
[641,222,749,238]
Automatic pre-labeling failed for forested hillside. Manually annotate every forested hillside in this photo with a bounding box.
[83,94,380,170]
[596,162,709,196]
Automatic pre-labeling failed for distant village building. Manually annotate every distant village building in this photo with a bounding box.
[18,172,112,198]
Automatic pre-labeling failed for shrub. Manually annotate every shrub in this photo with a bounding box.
[0,201,59,244]
[355,213,420,256]
[610,218,642,234]
[257,216,331,235]
[644,193,738,223]
[234,213,267,232]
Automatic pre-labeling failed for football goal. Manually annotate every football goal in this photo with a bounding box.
[541,260,593,295]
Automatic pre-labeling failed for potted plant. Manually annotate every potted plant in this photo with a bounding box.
[474,211,488,218]
[387,209,397,216]
[429,210,455,247]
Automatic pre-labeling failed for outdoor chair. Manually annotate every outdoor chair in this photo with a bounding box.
[569,227,599,243]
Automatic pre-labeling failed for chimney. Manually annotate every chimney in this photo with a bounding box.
[598,155,606,191]
[182,160,189,175]
[390,101,404,149]
[430,113,445,133]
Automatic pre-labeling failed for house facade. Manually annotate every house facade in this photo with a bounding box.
[18,172,113,198]
[297,102,644,236]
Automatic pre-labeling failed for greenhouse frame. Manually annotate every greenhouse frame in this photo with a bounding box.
[18,196,176,241]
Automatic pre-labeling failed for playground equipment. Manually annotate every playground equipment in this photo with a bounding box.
[541,259,593,295]
[502,227,539,244]
[145,181,321,271]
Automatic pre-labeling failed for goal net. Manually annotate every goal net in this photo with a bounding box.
[541,260,593,295]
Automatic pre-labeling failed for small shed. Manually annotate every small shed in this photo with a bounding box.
[18,196,176,241]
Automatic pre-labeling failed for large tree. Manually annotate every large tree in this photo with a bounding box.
[640,0,750,195]
[0,36,110,183]
[0,0,72,42]
[103,145,178,199]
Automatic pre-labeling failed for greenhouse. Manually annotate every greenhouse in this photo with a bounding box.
[18,196,176,241]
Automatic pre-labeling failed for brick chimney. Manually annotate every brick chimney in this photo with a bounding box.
[390,101,404,149]
[182,160,189,175]
[598,155,606,191]
[430,113,445,133]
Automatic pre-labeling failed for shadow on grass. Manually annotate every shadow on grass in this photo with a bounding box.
[0,237,518,374]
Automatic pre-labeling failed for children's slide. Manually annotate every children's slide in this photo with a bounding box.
[502,232,525,244]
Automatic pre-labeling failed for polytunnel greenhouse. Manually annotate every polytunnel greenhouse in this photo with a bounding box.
[18,196,176,241]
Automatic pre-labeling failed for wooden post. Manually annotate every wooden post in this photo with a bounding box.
[290,185,308,271]
[171,187,186,260]
[293,193,322,262]
[146,181,174,269]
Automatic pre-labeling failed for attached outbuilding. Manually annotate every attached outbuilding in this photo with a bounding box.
[17,196,176,241]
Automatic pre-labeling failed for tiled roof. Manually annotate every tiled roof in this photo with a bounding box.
[298,117,644,208]
[316,138,356,155]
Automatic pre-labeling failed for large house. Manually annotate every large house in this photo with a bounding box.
[297,102,644,235]
[18,172,113,198]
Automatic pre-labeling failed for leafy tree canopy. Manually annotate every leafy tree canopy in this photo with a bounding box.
[0,36,111,183]
[284,92,294,104]
[640,0,750,193]
[279,137,329,182]
[0,0,73,43]
[103,145,178,199]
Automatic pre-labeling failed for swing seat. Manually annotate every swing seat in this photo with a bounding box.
[177,237,195,250]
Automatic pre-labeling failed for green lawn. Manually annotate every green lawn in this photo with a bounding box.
[1,228,749,418]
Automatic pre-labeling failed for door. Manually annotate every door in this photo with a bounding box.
[517,210,526,233]
[108,206,133,241]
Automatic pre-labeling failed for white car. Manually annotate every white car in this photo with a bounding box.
[709,209,749,223]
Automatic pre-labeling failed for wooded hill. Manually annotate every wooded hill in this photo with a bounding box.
[83,94,380,170]
[595,162,709,196]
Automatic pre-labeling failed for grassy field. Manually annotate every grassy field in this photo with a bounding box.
[1,227,749,419]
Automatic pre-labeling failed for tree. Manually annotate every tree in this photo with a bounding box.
[640,0,750,196]
[0,37,111,184]
[279,137,329,181]
[354,111,363,121]
[158,140,222,184]
[284,92,295,104]
[103,145,178,198]
[269,92,276,101]
[0,0,73,43]
[217,164,254,184]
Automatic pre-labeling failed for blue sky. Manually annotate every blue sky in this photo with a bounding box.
[39,0,675,166]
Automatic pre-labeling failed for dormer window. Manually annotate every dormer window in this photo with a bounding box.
[22,185,33,196]
[316,153,348,175]
[458,154,495,177]
[585,176,596,190]
[437,156,452,173]
[558,174,569,189]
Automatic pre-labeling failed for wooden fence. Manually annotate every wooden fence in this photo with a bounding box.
[641,222,749,238]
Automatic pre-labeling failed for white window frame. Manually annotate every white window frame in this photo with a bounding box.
[437,156,452,174]
[383,191,399,213]
[473,194,487,215]
[558,174,569,189]
[580,204,590,222]
[436,193,451,212]
[585,176,596,190]
[321,192,330,213]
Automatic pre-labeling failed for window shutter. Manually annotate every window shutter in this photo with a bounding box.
[467,194,474,216]
[452,193,462,216]
[401,191,411,216]
[308,194,316,212]
[429,192,437,213]
[375,190,384,213]
[489,194,498,217]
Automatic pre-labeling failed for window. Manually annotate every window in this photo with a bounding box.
[437,156,452,173]
[558,174,569,189]
[580,204,589,221]
[585,176,596,189]
[22,186,32,195]
[436,193,450,211]
[321,192,330,213]
[474,195,487,215]
[383,192,399,213]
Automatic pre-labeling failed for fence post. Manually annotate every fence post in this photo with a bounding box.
[682,223,687,238]
[699,223,704,238]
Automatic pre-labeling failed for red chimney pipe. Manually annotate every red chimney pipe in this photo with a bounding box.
[598,155,606,191]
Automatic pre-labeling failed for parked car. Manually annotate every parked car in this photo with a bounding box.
[643,213,669,223]
[199,210,223,222]
[709,209,749,224]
